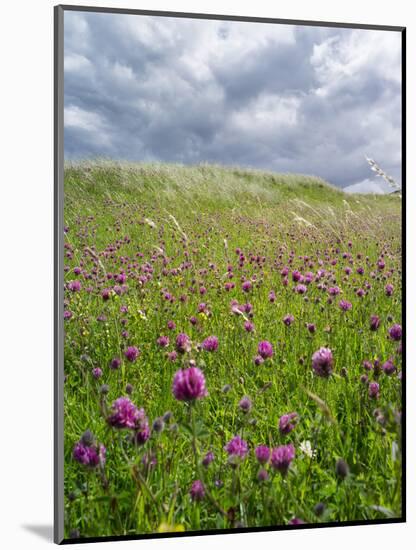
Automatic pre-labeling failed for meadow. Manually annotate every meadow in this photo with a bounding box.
[63,161,402,539]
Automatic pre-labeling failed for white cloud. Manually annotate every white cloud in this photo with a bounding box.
[64,53,92,73]
[230,93,300,133]
[311,30,401,97]
[64,106,112,148]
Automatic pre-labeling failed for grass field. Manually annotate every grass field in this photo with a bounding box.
[63,161,402,539]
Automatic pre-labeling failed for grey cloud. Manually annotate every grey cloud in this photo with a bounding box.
[64,11,402,190]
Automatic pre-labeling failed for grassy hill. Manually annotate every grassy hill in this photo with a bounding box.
[63,161,402,539]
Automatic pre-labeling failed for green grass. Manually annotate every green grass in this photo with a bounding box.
[63,161,402,539]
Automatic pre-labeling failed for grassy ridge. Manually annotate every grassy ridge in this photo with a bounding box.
[63,162,402,539]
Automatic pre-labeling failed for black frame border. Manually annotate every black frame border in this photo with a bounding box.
[54,4,406,545]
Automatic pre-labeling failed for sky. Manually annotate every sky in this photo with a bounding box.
[64,11,402,193]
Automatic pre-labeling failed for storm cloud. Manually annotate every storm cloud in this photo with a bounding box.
[64,11,402,191]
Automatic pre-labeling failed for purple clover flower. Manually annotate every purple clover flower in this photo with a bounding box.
[132,409,151,445]
[224,435,248,459]
[157,336,170,348]
[369,382,380,399]
[370,315,380,331]
[255,445,270,465]
[189,480,205,501]
[110,357,121,370]
[172,367,207,401]
[295,284,307,294]
[388,324,402,341]
[175,333,191,353]
[258,340,273,359]
[244,320,254,333]
[107,397,140,429]
[339,300,352,311]
[73,432,106,468]
[92,367,103,379]
[202,451,215,467]
[278,412,298,434]
[270,444,295,474]
[124,346,140,362]
[283,314,295,326]
[382,359,396,376]
[385,284,394,296]
[238,396,252,413]
[311,347,334,378]
[68,280,81,292]
[202,335,219,352]
[242,280,252,292]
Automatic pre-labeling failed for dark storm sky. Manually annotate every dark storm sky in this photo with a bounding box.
[64,11,402,193]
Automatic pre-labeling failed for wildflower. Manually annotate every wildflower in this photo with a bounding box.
[202,451,215,467]
[382,359,396,376]
[295,284,307,294]
[189,480,205,501]
[278,412,298,434]
[68,280,81,292]
[124,346,140,363]
[202,335,219,352]
[242,280,252,292]
[152,417,164,433]
[270,444,295,474]
[133,410,151,445]
[328,286,340,296]
[255,445,270,465]
[388,324,402,341]
[307,323,316,334]
[369,381,380,399]
[299,440,316,459]
[283,314,295,326]
[385,284,394,296]
[172,367,207,401]
[224,435,248,459]
[101,288,111,300]
[107,397,140,429]
[157,336,169,348]
[254,355,264,366]
[244,320,254,332]
[258,340,273,359]
[335,458,349,480]
[167,320,176,330]
[64,310,73,320]
[311,347,333,378]
[339,299,352,311]
[238,396,252,413]
[109,357,121,370]
[167,351,178,362]
[73,432,106,468]
[370,315,380,331]
[175,333,191,353]
[292,270,302,282]
[92,367,103,379]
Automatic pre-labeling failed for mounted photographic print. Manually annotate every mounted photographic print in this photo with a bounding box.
[54,5,405,544]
